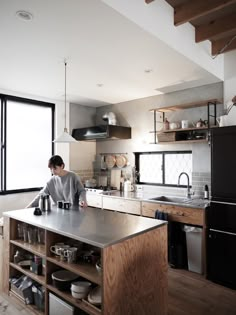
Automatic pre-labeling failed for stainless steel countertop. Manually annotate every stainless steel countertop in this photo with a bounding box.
[3,207,166,248]
[101,191,209,209]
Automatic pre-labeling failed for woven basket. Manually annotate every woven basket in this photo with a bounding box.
[157,132,176,142]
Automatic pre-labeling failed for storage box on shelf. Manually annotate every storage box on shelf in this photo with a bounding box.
[150,99,222,144]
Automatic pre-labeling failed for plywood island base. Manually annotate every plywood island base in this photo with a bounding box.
[3,207,168,315]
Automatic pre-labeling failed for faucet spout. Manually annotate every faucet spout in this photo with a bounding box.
[178,172,191,198]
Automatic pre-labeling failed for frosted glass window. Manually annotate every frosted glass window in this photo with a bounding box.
[139,154,162,183]
[135,151,192,187]
[165,153,192,185]
[6,101,53,190]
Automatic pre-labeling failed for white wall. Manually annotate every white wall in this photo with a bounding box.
[69,103,96,172]
[96,83,223,173]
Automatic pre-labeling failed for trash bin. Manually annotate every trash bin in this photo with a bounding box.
[183,225,203,274]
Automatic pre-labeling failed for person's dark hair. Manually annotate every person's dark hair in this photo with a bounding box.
[48,155,65,168]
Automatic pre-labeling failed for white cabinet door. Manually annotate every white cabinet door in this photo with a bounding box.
[86,194,102,208]
[103,196,141,215]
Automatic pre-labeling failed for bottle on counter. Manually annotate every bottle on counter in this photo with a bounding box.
[44,194,51,211]
[120,171,124,191]
[204,185,209,199]
[39,195,45,211]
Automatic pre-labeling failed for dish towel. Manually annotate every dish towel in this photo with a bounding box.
[155,210,168,221]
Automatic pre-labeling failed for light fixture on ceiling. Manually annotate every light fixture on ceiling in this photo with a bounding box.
[53,60,76,143]
[16,10,33,21]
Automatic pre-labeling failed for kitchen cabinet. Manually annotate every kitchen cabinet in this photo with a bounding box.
[86,194,102,208]
[3,207,168,315]
[142,201,206,274]
[150,99,221,144]
[141,201,204,226]
[102,196,141,215]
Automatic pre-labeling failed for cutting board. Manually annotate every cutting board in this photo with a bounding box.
[110,169,121,190]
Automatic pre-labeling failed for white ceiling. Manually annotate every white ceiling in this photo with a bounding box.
[0,0,222,107]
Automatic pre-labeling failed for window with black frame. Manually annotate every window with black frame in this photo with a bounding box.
[0,94,55,194]
[134,151,192,187]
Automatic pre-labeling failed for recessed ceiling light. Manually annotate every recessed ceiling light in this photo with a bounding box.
[144,69,153,73]
[16,10,33,21]
[96,83,104,87]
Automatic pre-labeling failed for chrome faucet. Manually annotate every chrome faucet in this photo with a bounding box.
[178,172,192,199]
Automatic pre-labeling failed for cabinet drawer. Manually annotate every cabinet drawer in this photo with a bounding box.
[103,197,141,215]
[86,194,102,208]
[141,202,203,226]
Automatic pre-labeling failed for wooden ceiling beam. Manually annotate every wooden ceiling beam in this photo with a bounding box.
[196,12,236,42]
[212,35,236,55]
[145,0,155,3]
[174,0,236,26]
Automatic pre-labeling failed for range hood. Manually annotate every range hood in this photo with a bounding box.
[72,125,131,141]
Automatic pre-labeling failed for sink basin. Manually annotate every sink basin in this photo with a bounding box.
[149,196,191,204]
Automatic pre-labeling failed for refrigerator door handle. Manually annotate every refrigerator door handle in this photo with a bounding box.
[210,228,236,237]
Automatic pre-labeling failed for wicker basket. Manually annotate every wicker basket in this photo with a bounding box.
[157,132,176,142]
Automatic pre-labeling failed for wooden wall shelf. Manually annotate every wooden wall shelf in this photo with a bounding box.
[149,99,221,144]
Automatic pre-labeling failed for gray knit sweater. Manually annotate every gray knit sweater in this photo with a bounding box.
[28,171,87,207]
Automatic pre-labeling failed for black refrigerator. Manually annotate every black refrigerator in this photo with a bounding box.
[206,126,236,289]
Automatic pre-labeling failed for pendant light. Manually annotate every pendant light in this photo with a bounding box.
[53,60,76,143]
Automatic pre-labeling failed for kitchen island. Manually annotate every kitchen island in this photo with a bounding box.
[3,206,168,315]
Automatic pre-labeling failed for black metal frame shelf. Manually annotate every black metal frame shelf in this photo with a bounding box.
[150,99,222,144]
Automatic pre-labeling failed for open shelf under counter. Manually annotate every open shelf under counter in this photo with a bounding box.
[10,239,46,257]
[47,256,101,285]
[10,262,46,286]
[47,284,101,315]
[9,290,44,315]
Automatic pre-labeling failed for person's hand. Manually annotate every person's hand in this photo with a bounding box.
[79,200,88,208]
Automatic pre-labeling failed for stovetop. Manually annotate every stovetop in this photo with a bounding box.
[85,186,117,194]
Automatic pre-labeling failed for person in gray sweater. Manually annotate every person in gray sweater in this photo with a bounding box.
[27,155,87,208]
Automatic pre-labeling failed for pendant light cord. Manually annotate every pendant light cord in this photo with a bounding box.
[64,60,67,131]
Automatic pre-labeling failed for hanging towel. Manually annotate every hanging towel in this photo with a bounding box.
[155,210,168,221]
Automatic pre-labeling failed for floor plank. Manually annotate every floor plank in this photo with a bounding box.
[1,269,236,314]
[168,268,236,315]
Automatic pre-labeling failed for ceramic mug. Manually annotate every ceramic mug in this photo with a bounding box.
[50,243,70,255]
[64,247,78,263]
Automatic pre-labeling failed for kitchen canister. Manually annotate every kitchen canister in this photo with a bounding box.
[124,180,134,192]
[181,120,189,129]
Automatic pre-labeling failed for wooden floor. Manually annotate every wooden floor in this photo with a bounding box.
[1,268,236,315]
[168,268,236,315]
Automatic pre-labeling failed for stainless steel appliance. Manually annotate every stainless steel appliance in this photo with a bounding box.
[49,293,75,315]
[85,187,117,194]
[206,126,236,289]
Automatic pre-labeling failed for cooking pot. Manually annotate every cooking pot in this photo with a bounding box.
[169,122,181,130]
[85,179,97,188]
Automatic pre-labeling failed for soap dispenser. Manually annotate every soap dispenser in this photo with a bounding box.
[204,185,209,199]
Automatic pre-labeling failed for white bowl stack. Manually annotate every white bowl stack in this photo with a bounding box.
[71,281,91,299]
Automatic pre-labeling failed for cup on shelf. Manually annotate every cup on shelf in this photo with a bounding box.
[64,247,78,263]
[17,223,24,240]
[28,227,37,244]
[50,243,70,256]
[22,224,29,242]
[37,228,45,244]
[181,120,189,129]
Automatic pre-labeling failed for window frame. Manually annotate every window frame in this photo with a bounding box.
[0,94,55,195]
[134,150,192,188]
